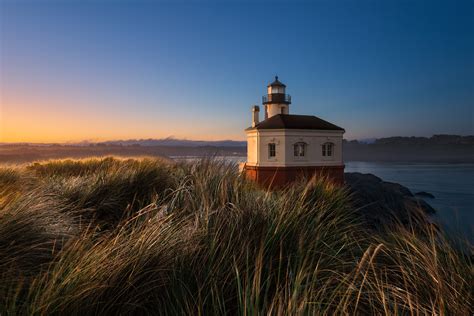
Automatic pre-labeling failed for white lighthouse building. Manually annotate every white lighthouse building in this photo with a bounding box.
[243,76,345,187]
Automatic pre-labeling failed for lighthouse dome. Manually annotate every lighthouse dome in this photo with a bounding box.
[267,76,286,94]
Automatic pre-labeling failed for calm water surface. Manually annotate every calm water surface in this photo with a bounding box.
[345,162,474,243]
[173,156,473,243]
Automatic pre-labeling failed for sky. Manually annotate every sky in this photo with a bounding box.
[0,0,473,143]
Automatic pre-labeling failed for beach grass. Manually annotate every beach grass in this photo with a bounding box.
[0,157,471,315]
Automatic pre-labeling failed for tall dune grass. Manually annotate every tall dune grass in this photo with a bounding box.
[0,157,471,314]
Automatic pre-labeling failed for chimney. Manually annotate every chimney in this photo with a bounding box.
[252,105,260,127]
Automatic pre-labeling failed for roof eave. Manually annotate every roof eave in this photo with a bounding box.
[252,127,345,132]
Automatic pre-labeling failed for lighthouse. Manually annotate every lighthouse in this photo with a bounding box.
[243,76,345,188]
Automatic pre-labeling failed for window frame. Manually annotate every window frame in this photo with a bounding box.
[322,142,335,158]
[293,142,307,158]
[268,143,276,159]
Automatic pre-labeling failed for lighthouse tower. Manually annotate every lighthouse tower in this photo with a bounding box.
[263,76,291,118]
[243,76,345,188]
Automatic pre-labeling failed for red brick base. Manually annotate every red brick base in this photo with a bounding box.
[243,165,345,189]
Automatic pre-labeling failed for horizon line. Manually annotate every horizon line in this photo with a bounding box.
[1,134,473,146]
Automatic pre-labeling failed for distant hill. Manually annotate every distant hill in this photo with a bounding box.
[98,134,474,147]
[96,137,246,147]
[0,138,246,148]
[344,135,474,163]
[2,135,471,148]
[1,135,473,164]
[372,135,473,145]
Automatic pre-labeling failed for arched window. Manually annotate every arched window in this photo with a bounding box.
[293,142,306,157]
[268,143,276,158]
[322,142,334,157]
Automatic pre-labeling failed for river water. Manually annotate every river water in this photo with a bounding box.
[345,162,473,244]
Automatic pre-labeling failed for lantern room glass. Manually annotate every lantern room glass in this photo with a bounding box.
[269,85,285,94]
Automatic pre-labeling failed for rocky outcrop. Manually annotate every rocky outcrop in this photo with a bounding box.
[415,191,435,198]
[344,172,436,230]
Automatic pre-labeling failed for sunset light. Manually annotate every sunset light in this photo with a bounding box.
[0,1,472,314]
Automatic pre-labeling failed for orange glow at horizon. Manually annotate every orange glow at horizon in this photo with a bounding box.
[0,89,245,143]
[0,98,245,144]
[0,117,245,143]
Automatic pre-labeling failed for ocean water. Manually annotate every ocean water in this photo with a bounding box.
[173,156,473,243]
[345,162,474,243]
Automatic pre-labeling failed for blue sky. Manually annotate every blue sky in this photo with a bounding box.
[1,0,473,142]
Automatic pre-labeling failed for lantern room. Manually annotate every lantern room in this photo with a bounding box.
[267,76,286,94]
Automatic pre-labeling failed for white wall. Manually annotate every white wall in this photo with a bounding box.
[245,129,344,167]
[267,104,289,118]
[246,130,259,164]
[257,131,286,165]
